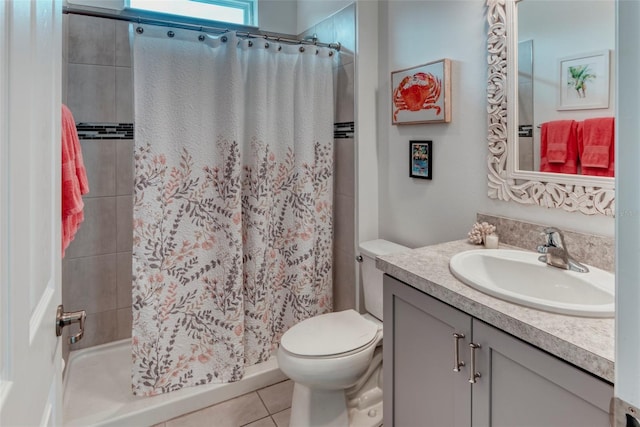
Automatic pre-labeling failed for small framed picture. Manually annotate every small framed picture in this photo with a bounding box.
[392,58,451,125]
[409,140,433,180]
[558,50,610,110]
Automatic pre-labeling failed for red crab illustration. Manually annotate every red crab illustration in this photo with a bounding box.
[393,72,442,122]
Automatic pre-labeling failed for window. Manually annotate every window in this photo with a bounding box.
[127,0,257,27]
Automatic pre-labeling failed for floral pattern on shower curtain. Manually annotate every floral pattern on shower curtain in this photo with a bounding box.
[131,27,334,396]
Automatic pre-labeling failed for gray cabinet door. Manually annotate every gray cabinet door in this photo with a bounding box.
[472,320,613,427]
[384,275,472,427]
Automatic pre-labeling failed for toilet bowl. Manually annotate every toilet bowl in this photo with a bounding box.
[277,311,382,427]
[278,310,381,390]
[277,240,409,427]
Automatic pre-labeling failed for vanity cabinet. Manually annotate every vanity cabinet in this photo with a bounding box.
[383,275,613,427]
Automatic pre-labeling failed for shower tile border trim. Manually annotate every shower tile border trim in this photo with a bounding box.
[77,122,134,140]
[76,122,353,140]
[334,121,354,139]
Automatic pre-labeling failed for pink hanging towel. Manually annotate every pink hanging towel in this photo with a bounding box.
[539,120,578,174]
[579,117,615,177]
[61,104,89,257]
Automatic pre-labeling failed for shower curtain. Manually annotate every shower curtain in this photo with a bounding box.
[131,25,334,396]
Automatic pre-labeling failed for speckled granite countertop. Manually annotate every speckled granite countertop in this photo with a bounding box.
[376,239,614,383]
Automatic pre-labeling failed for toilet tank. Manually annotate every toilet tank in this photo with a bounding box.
[359,239,409,321]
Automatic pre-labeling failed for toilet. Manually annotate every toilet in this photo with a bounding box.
[277,239,409,427]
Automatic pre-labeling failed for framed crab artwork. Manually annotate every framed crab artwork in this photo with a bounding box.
[391,58,451,125]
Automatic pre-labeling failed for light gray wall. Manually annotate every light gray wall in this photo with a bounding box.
[258,0,297,34]
[296,0,353,35]
[377,0,614,251]
[377,0,487,249]
[616,0,640,408]
[356,1,380,247]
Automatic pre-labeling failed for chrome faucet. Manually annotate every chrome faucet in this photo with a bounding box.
[536,227,589,273]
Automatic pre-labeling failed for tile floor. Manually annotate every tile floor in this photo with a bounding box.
[153,380,294,427]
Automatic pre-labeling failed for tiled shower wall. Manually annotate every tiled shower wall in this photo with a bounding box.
[300,3,356,312]
[61,5,356,360]
[62,15,134,359]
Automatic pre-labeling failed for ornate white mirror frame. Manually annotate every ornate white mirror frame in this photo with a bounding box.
[486,0,615,216]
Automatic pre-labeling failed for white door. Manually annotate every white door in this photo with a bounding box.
[0,0,64,425]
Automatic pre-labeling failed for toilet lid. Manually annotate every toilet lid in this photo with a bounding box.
[280,310,379,357]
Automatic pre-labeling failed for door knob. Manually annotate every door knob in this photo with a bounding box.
[56,305,86,344]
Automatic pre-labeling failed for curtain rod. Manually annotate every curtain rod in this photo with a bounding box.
[62,6,341,51]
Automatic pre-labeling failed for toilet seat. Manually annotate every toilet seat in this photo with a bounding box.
[280,310,379,358]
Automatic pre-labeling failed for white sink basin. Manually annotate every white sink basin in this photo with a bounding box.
[449,249,614,317]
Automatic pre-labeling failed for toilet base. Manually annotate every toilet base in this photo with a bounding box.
[288,349,383,427]
[346,348,383,427]
[348,400,383,427]
[289,383,350,427]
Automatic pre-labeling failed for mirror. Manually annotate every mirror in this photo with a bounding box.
[486,0,615,216]
[517,0,615,175]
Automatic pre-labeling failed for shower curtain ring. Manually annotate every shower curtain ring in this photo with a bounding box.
[136,26,144,34]
[167,30,175,38]
[198,35,205,42]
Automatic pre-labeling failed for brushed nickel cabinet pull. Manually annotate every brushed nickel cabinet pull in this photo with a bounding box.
[469,342,481,384]
[453,333,465,372]
[56,304,86,344]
